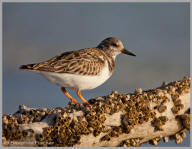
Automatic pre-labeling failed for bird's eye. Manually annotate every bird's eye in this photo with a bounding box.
[112,43,118,47]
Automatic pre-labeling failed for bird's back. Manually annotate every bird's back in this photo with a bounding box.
[19,48,112,76]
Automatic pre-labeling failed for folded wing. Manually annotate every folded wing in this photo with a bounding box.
[20,48,105,76]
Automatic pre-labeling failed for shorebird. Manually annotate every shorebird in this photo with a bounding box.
[20,37,136,104]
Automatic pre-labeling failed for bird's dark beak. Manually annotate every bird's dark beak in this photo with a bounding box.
[122,48,136,56]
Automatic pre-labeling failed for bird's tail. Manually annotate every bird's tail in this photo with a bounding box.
[19,63,37,71]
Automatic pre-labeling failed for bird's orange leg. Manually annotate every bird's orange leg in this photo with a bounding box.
[61,87,79,104]
[76,89,89,105]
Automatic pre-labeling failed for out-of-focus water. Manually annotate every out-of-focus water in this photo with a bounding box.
[3,3,190,146]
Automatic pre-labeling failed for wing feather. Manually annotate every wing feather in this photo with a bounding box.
[33,48,105,76]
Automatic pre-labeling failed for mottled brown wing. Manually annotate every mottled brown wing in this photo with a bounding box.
[33,48,105,76]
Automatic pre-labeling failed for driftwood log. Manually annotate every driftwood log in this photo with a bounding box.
[2,76,190,147]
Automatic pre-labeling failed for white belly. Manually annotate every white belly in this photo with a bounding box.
[38,62,112,90]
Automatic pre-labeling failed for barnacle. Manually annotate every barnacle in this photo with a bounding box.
[149,136,161,146]
[120,138,141,147]
[111,90,119,96]
[135,88,142,94]
[163,136,168,143]
[169,133,184,144]
[151,116,168,131]
[157,105,167,113]
[180,130,187,139]
[161,81,168,87]
[2,136,6,146]
[175,135,183,144]
[2,115,9,124]
[100,134,111,141]
[176,114,190,131]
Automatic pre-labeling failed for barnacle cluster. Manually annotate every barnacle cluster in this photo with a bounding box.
[151,116,168,131]
[169,129,188,144]
[120,93,155,133]
[35,101,108,146]
[2,76,190,147]
[35,114,89,146]
[2,114,22,145]
[119,138,141,147]
[176,113,190,131]
[149,136,162,146]
[160,76,190,115]
[148,128,189,146]
[2,105,51,146]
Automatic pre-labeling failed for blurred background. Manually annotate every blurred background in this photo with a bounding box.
[3,2,190,146]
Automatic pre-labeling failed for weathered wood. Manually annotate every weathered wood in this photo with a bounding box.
[2,76,190,147]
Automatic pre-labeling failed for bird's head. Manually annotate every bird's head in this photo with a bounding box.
[97,37,136,58]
